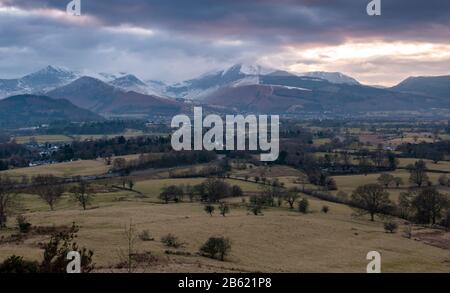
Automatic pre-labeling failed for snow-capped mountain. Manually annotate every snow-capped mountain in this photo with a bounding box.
[300,71,360,85]
[0,66,79,98]
[166,63,276,100]
[108,74,168,97]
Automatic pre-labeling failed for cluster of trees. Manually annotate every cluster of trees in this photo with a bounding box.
[0,143,38,170]
[113,151,217,174]
[33,120,154,136]
[377,174,404,188]
[52,136,171,162]
[0,174,96,229]
[159,178,244,204]
[398,141,449,163]
[398,187,449,225]
[351,182,449,226]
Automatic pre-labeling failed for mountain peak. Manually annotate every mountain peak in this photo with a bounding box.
[224,63,274,76]
[300,71,360,85]
[111,74,146,86]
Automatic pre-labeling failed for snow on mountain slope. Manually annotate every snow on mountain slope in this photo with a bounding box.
[0,66,79,98]
[300,71,360,85]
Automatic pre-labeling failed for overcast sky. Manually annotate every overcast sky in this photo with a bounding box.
[1,0,450,85]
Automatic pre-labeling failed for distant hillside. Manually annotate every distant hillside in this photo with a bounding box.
[0,95,103,128]
[203,74,448,114]
[48,77,184,116]
[391,75,450,99]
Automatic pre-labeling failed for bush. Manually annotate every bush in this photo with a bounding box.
[40,223,94,273]
[0,255,39,273]
[199,237,231,261]
[161,234,182,248]
[204,204,215,216]
[17,215,32,234]
[248,196,263,215]
[321,206,329,214]
[231,185,243,197]
[298,198,309,214]
[138,230,154,241]
[384,221,398,233]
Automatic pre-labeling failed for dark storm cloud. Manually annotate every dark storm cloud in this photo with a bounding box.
[1,0,450,84]
[4,0,450,44]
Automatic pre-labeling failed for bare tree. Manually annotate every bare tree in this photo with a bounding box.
[412,187,449,225]
[377,174,395,188]
[117,221,138,273]
[351,184,392,221]
[127,179,135,191]
[297,173,308,191]
[70,180,94,210]
[284,188,300,209]
[0,175,18,228]
[218,202,230,217]
[32,175,65,211]
[407,160,429,187]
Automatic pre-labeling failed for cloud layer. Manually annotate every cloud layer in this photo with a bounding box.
[1,0,450,85]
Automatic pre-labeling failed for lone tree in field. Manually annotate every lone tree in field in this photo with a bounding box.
[199,237,231,261]
[377,174,395,188]
[412,187,449,225]
[200,178,231,202]
[70,180,94,210]
[351,184,392,221]
[127,180,135,191]
[297,173,308,191]
[407,160,429,187]
[32,175,65,211]
[284,188,300,209]
[204,204,215,216]
[298,198,309,214]
[218,202,230,217]
[0,175,17,228]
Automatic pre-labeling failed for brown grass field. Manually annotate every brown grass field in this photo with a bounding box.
[0,158,449,273]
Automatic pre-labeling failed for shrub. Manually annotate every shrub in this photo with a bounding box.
[384,221,398,233]
[298,198,309,214]
[199,237,231,261]
[321,206,329,214]
[161,234,182,248]
[17,215,32,234]
[204,204,215,216]
[0,255,39,273]
[40,222,94,273]
[248,196,263,215]
[138,230,154,241]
